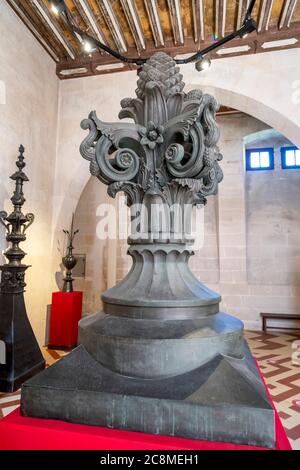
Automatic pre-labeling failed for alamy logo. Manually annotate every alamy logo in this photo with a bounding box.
[95,199,205,250]
[0,340,6,365]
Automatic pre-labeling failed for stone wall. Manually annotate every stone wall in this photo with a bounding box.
[212,117,300,328]
[246,131,300,286]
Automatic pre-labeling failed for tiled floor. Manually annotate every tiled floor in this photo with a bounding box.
[244,330,300,450]
[0,330,299,449]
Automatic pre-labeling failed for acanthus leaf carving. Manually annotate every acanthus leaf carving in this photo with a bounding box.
[80,52,223,211]
[108,181,144,207]
[164,100,202,140]
[138,160,152,190]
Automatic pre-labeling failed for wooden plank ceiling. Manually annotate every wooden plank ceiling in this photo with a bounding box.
[6,0,300,79]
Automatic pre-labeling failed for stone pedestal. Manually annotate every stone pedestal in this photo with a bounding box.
[21,53,275,447]
[21,239,275,447]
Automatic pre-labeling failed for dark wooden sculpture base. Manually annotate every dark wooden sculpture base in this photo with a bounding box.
[21,341,275,448]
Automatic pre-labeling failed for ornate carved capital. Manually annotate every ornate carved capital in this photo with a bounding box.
[80,52,223,218]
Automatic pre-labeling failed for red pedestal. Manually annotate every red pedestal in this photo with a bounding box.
[0,406,291,450]
[48,292,83,349]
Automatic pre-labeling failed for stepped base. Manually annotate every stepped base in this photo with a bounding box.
[79,311,244,378]
[21,343,275,448]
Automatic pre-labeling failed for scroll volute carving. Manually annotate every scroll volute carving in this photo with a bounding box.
[80,52,223,239]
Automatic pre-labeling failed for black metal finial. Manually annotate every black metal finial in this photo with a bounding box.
[62,213,79,293]
[0,146,34,291]
[16,144,25,169]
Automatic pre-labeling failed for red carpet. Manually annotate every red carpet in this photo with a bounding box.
[0,360,291,450]
[0,405,291,450]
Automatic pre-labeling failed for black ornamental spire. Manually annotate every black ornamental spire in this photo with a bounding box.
[0,146,44,392]
[0,146,34,287]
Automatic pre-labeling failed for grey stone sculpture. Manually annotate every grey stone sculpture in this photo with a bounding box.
[21,53,275,448]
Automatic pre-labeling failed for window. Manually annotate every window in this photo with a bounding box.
[246,148,274,171]
[281,146,300,169]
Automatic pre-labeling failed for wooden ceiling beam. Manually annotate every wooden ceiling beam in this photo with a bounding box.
[236,0,250,30]
[56,22,300,79]
[192,0,205,43]
[6,0,300,80]
[279,0,298,29]
[73,0,107,45]
[167,0,184,45]
[29,0,76,59]
[120,0,146,52]
[217,105,241,116]
[54,2,84,50]
[258,0,274,33]
[6,0,60,61]
[96,0,127,53]
[143,0,164,47]
[215,0,227,39]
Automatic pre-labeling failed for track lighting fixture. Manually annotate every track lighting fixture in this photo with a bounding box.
[51,0,257,66]
[239,16,257,39]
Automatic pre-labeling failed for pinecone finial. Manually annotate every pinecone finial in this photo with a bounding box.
[136,52,185,100]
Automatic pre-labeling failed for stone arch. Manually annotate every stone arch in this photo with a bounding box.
[244,128,283,146]
[189,85,300,149]
[52,159,90,240]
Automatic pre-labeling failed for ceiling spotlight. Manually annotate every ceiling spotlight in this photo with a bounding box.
[51,4,59,15]
[51,0,66,16]
[195,57,211,72]
[83,41,94,53]
[239,17,256,39]
[81,35,97,54]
